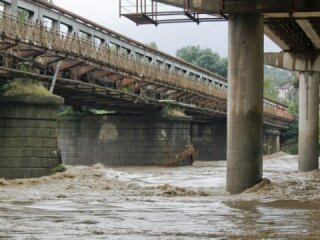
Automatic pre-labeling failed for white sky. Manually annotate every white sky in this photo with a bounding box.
[54,0,280,57]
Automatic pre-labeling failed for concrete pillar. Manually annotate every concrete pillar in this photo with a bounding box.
[298,72,319,171]
[227,14,264,194]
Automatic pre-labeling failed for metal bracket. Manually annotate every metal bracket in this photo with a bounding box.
[49,60,62,93]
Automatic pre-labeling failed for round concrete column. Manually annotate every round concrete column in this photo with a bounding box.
[298,72,319,171]
[227,14,264,194]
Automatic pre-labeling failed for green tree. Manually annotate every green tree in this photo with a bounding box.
[176,45,228,78]
[281,97,299,154]
[264,65,295,88]
[263,76,278,101]
[17,8,28,20]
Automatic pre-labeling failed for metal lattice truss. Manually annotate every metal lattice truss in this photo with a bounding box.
[119,0,226,25]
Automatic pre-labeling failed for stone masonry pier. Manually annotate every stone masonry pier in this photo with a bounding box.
[0,96,63,178]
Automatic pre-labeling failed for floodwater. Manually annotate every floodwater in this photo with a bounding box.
[0,153,320,239]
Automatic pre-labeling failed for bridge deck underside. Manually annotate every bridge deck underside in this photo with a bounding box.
[264,15,320,51]
[132,1,320,52]
[0,13,291,128]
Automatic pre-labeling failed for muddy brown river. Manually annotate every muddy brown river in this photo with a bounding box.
[0,153,319,239]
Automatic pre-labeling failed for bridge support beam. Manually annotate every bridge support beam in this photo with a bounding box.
[298,72,319,171]
[227,14,264,194]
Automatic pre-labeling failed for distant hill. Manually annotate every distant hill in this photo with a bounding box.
[264,65,296,87]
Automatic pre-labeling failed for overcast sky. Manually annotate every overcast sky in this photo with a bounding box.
[54,0,280,57]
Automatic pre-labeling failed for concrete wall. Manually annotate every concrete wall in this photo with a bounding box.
[0,96,63,178]
[58,115,192,166]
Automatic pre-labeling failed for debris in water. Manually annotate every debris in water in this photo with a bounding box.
[158,184,210,197]
[243,178,271,194]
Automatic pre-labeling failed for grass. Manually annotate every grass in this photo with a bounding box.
[1,79,53,97]
[59,106,78,116]
[161,106,186,117]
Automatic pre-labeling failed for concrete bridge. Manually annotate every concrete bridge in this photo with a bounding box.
[121,0,320,193]
[0,0,295,192]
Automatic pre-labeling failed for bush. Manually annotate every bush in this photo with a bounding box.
[49,164,67,175]
[1,79,53,97]
[281,98,298,154]
[161,106,186,117]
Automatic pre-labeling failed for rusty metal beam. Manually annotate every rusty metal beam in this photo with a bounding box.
[118,77,136,88]
[60,60,83,71]
[75,65,97,76]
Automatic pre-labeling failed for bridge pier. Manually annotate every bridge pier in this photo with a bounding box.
[0,96,63,178]
[298,72,319,172]
[263,129,281,155]
[227,14,264,194]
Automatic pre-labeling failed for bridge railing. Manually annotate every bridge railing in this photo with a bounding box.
[0,12,293,121]
[263,98,294,121]
[263,105,294,121]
